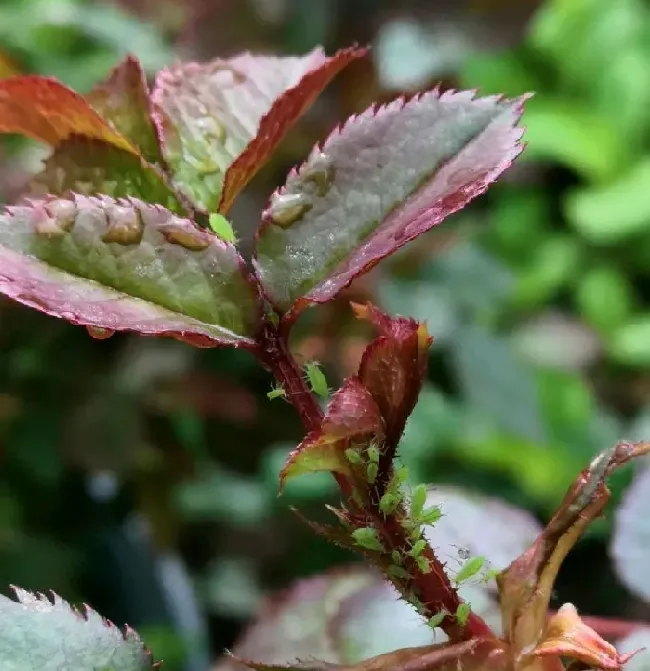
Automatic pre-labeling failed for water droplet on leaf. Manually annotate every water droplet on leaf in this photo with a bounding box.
[268,193,312,227]
[102,206,143,245]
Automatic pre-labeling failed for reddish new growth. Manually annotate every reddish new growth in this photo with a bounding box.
[0,44,647,671]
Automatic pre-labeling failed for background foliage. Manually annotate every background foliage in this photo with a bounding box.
[0,0,649,669]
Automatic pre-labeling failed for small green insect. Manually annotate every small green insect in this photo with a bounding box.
[345,448,362,464]
[391,549,402,565]
[379,491,400,514]
[419,505,442,524]
[427,611,447,629]
[409,539,427,557]
[304,361,329,398]
[351,527,383,552]
[208,212,237,243]
[455,555,486,585]
[410,484,427,519]
[367,444,380,463]
[267,384,287,401]
[416,555,431,574]
[455,602,471,627]
[387,565,410,580]
[366,461,378,484]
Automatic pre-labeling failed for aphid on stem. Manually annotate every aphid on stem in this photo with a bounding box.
[267,383,287,401]
[303,360,329,398]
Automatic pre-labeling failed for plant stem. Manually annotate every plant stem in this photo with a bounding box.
[258,319,492,642]
[259,322,323,432]
[377,508,493,641]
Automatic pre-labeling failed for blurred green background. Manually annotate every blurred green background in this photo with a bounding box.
[1,0,650,668]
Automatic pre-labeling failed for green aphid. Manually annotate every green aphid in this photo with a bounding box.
[416,555,431,574]
[208,212,237,243]
[304,361,329,398]
[345,448,362,464]
[455,555,486,584]
[366,461,378,484]
[352,527,383,552]
[410,483,427,519]
[419,505,442,524]
[379,491,400,515]
[427,611,447,629]
[409,539,427,557]
[391,550,402,565]
[387,565,410,580]
[367,445,380,463]
[267,384,286,401]
[395,465,409,483]
[455,602,471,626]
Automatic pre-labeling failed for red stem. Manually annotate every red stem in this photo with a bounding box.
[257,318,491,641]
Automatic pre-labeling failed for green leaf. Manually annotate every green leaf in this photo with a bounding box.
[566,158,650,243]
[609,317,650,365]
[254,90,526,316]
[522,100,627,182]
[151,47,364,212]
[29,137,186,214]
[0,588,156,670]
[0,195,260,347]
[86,55,163,165]
[450,324,547,444]
[576,265,635,334]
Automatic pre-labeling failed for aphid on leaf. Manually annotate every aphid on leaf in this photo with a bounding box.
[304,361,329,398]
[208,212,237,244]
[379,491,400,515]
[267,384,287,401]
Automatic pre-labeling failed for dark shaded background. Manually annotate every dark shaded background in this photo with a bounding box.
[1,0,650,669]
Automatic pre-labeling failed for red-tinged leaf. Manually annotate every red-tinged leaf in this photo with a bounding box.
[498,441,650,659]
[354,303,433,453]
[0,195,261,347]
[0,76,137,153]
[29,136,186,214]
[151,47,365,212]
[86,55,163,165]
[220,567,379,669]
[254,90,528,317]
[280,377,383,489]
[234,637,507,671]
[532,604,639,671]
[218,46,367,214]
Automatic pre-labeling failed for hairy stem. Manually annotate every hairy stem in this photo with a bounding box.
[374,505,493,641]
[259,321,324,432]
[258,318,492,642]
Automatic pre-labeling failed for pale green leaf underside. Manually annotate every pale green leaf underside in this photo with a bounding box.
[0,195,259,345]
[0,588,153,670]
